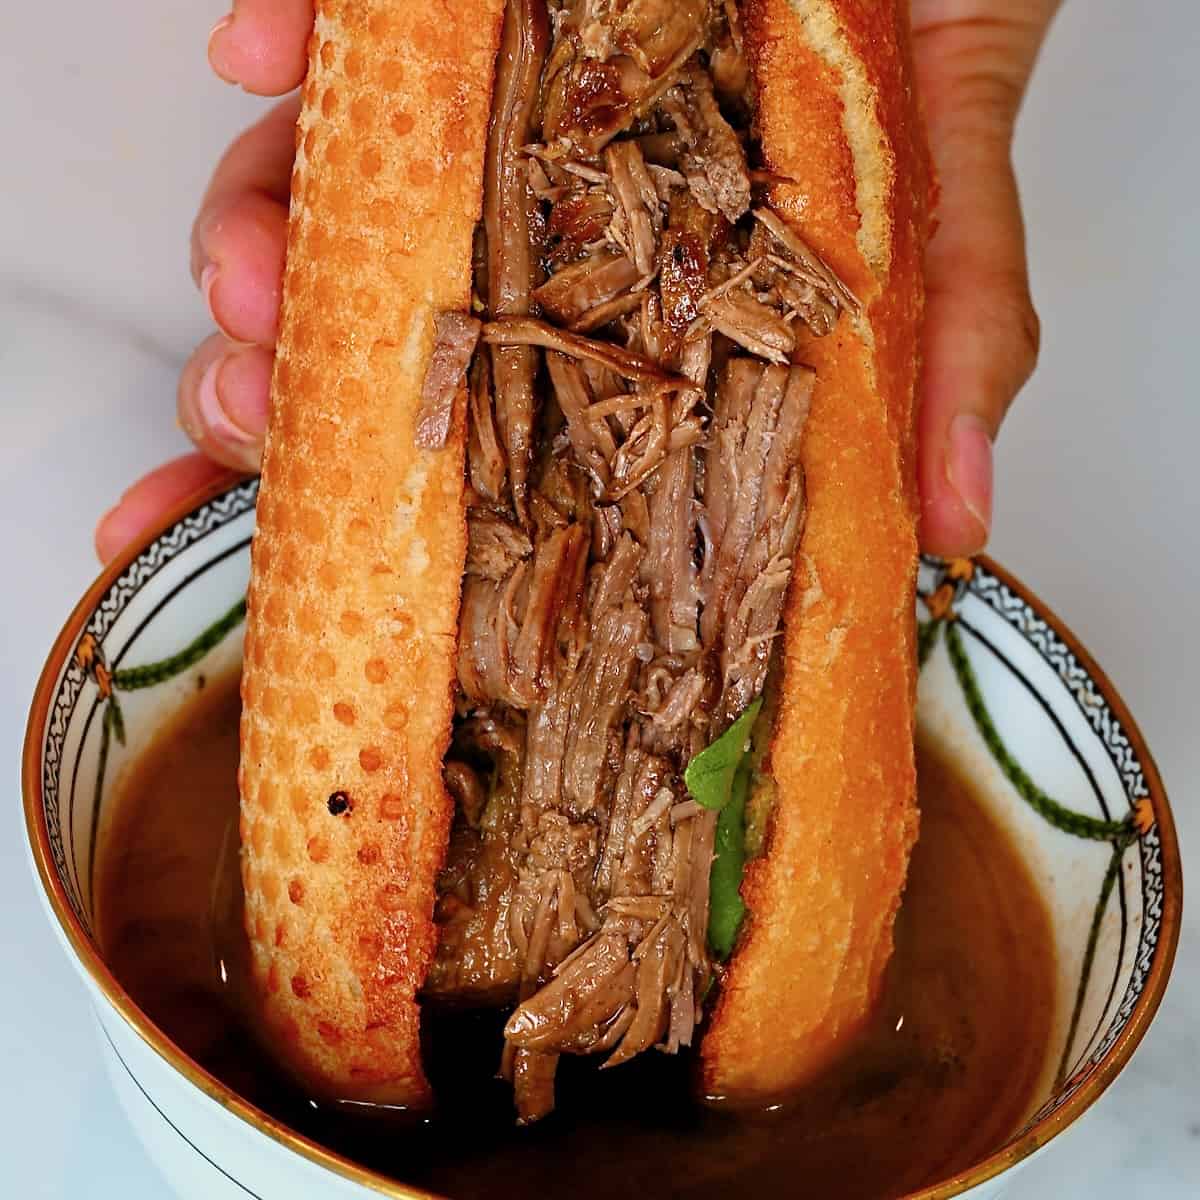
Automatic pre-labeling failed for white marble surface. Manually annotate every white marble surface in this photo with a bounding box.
[2,2,1196,1196]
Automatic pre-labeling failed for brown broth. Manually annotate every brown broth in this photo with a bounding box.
[96,670,1055,1199]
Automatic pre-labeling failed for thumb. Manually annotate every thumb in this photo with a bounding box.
[914,17,1051,556]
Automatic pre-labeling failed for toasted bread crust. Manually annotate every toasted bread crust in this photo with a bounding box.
[698,0,932,1102]
[239,0,506,1107]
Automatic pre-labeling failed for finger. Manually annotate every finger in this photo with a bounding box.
[199,190,288,346]
[178,333,273,473]
[913,18,1052,557]
[95,455,238,564]
[191,95,298,288]
[209,0,315,96]
[917,136,1040,556]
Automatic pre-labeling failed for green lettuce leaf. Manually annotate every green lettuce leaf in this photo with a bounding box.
[683,697,763,960]
[708,759,751,959]
[683,697,762,812]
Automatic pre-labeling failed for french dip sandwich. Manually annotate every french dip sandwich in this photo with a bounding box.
[239,0,934,1122]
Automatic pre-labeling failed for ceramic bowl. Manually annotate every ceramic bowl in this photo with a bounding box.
[22,479,1182,1200]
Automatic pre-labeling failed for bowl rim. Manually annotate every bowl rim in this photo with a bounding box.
[21,476,1183,1200]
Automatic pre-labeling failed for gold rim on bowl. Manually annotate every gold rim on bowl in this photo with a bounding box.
[21,477,1183,1200]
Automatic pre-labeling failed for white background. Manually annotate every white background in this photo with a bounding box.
[2,2,1196,1196]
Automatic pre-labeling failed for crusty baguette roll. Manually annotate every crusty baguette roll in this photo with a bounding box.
[239,0,506,1107]
[240,0,932,1112]
[698,0,932,1103]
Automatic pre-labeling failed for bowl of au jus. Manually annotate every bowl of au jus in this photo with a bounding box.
[23,477,1181,1200]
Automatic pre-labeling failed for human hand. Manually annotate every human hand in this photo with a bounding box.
[95,0,1059,563]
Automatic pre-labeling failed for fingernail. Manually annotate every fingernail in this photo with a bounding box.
[200,263,219,321]
[947,414,994,538]
[200,262,251,346]
[208,13,237,85]
[196,356,259,446]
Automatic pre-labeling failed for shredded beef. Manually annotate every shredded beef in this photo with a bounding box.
[415,313,482,449]
[561,601,647,815]
[547,351,615,492]
[533,250,640,326]
[605,140,660,276]
[703,291,796,363]
[547,186,616,262]
[466,512,532,581]
[542,0,708,151]
[670,66,752,224]
[504,932,635,1052]
[509,524,589,705]
[467,355,507,501]
[642,446,700,655]
[485,0,551,521]
[511,1048,558,1124]
[753,206,860,316]
[484,316,690,390]
[417,0,849,1121]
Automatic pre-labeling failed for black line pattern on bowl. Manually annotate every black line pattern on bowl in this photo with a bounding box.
[80,583,250,915]
[98,1020,264,1198]
[966,563,1164,1110]
[41,480,258,931]
[945,616,1134,1085]
[76,536,252,913]
[918,556,1165,1129]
